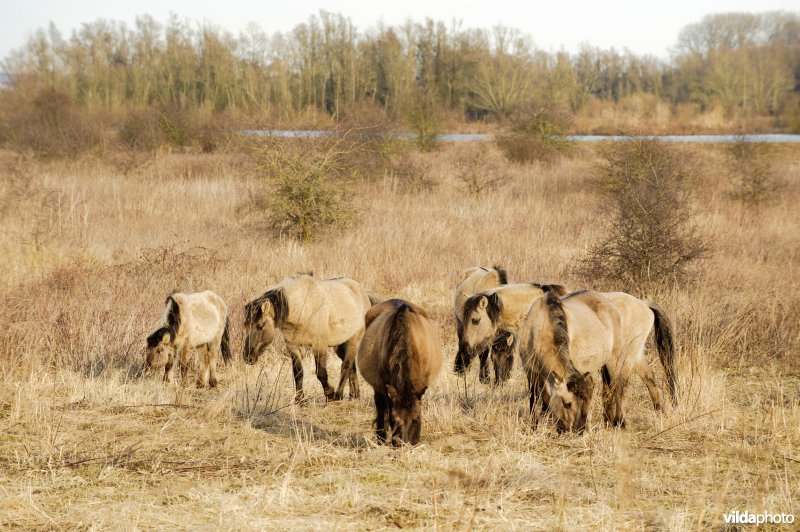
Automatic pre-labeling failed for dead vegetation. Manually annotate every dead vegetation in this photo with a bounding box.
[0,143,798,528]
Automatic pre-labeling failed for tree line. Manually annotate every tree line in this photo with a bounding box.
[2,11,799,130]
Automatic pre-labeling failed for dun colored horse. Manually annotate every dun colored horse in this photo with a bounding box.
[519,290,675,432]
[452,266,514,384]
[243,275,379,401]
[358,299,442,445]
[145,290,231,387]
[461,286,676,412]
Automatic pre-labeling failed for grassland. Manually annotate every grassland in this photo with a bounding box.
[0,143,798,529]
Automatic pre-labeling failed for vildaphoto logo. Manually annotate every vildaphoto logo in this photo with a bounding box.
[723,511,795,526]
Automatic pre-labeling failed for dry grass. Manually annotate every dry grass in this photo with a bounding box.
[0,143,798,529]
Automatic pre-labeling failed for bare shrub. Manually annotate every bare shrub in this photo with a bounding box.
[0,89,105,159]
[726,137,782,207]
[579,139,709,287]
[253,135,358,242]
[157,101,198,149]
[404,87,443,152]
[455,144,510,194]
[120,106,166,152]
[496,103,573,164]
[389,150,436,193]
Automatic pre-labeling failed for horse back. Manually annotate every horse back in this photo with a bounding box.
[404,308,442,390]
[560,291,623,373]
[601,292,654,349]
[453,267,506,321]
[170,291,227,347]
[358,300,441,393]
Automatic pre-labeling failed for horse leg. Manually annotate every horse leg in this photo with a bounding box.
[288,345,304,402]
[163,351,174,383]
[208,343,220,388]
[374,391,388,444]
[178,344,192,386]
[313,346,335,400]
[601,365,627,428]
[453,320,469,375]
[334,334,362,400]
[635,356,663,411]
[478,346,491,384]
[197,344,211,388]
[386,395,396,445]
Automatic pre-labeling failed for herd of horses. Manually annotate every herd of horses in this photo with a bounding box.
[144,267,677,444]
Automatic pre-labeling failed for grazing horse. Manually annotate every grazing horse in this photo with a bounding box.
[461,286,675,411]
[460,282,568,382]
[243,275,379,402]
[145,290,231,387]
[453,266,514,384]
[358,299,442,445]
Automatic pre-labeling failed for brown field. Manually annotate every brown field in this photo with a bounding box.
[0,143,798,529]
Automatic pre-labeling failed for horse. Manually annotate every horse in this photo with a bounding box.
[461,286,675,411]
[460,282,568,381]
[357,299,442,445]
[145,290,231,387]
[452,266,514,384]
[519,290,675,432]
[243,275,380,402]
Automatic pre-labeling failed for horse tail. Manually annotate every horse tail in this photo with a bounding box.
[367,290,383,307]
[492,265,508,285]
[221,317,232,365]
[649,301,677,405]
[387,303,414,404]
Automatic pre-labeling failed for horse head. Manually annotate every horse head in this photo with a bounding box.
[459,292,502,365]
[144,327,174,375]
[386,384,426,446]
[242,290,285,364]
[546,371,594,433]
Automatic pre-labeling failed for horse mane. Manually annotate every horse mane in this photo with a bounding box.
[387,303,417,409]
[541,292,591,399]
[244,289,288,324]
[531,282,568,297]
[164,295,181,336]
[492,265,509,285]
[146,327,171,347]
[462,291,503,325]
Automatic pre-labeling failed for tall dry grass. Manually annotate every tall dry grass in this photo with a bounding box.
[0,143,798,528]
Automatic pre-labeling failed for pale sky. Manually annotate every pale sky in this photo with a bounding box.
[1,0,797,61]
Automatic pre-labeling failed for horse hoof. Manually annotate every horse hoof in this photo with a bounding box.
[208,378,218,388]
[196,380,205,388]
[330,391,343,401]
[294,391,305,403]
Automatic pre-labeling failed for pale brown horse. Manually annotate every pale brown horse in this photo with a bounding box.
[520,290,674,432]
[145,290,231,387]
[357,299,442,445]
[461,286,676,411]
[452,266,515,384]
[243,275,380,401]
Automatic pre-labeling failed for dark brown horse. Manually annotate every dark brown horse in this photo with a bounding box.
[357,299,442,445]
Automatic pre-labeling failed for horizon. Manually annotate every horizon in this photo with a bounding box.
[1,1,798,63]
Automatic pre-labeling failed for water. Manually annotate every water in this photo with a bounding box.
[243,130,800,143]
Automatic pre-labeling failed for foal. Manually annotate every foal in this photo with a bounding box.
[145,290,231,387]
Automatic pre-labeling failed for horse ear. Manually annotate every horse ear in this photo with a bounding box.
[478,296,488,310]
[385,384,398,401]
[260,300,273,320]
[506,334,514,346]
